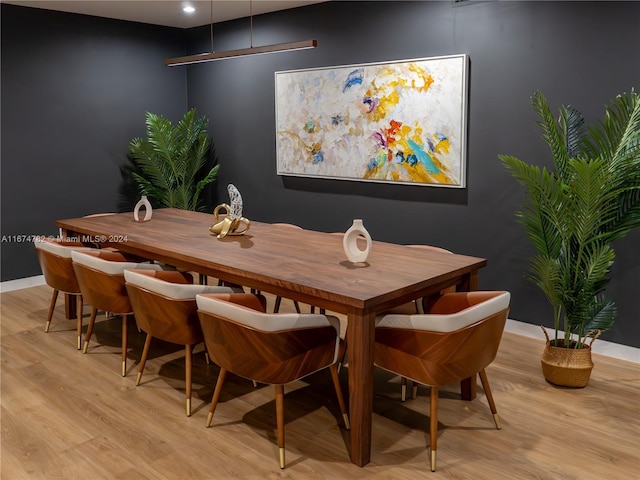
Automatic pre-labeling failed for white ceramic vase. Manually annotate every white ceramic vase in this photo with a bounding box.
[133,195,152,222]
[343,219,372,263]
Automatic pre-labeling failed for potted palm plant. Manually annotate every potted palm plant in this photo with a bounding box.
[128,108,219,211]
[500,90,640,387]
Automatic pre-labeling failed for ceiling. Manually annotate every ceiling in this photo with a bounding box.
[1,1,328,28]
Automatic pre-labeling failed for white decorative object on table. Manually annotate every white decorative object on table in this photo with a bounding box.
[133,195,153,222]
[209,184,251,239]
[343,219,372,263]
[227,184,243,218]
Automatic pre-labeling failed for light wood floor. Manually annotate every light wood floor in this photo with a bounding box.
[1,284,638,479]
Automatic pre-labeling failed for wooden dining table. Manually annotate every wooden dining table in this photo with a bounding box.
[56,208,487,467]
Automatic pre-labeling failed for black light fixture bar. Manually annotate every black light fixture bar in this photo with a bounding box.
[165,39,317,67]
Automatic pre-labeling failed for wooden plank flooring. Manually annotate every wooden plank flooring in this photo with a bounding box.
[1,283,639,479]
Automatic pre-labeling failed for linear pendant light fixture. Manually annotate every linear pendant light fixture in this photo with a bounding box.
[165,1,317,66]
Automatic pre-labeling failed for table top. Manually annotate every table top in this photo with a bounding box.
[57,208,486,314]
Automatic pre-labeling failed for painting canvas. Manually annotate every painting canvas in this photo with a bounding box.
[275,54,468,187]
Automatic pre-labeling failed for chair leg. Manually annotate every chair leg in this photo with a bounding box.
[76,295,83,350]
[185,344,193,416]
[329,364,350,430]
[429,386,438,472]
[273,296,282,313]
[136,333,153,386]
[82,308,98,354]
[412,382,418,399]
[275,384,285,469]
[293,301,301,314]
[401,377,407,402]
[206,368,227,427]
[337,336,348,373]
[45,289,59,333]
[479,368,501,430]
[121,315,128,377]
[203,342,210,365]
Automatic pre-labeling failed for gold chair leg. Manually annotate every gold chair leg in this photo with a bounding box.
[185,344,193,416]
[430,386,438,472]
[401,377,407,402]
[76,295,83,350]
[412,383,418,399]
[136,334,152,386]
[206,368,227,427]
[45,289,59,333]
[275,384,285,469]
[82,308,98,353]
[479,368,501,430]
[121,315,128,377]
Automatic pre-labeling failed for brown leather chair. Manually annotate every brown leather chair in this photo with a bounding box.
[393,244,456,400]
[196,292,350,469]
[71,250,161,376]
[374,291,511,471]
[34,238,95,349]
[124,269,243,416]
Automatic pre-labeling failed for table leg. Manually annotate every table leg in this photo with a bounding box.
[346,308,376,467]
[64,293,77,319]
[461,374,477,400]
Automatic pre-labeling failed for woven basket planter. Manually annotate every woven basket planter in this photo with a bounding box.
[540,328,600,388]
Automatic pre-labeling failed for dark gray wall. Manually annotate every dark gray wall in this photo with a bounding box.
[183,1,640,347]
[1,1,638,348]
[1,4,187,281]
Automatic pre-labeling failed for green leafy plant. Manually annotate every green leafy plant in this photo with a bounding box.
[128,109,219,211]
[500,90,640,348]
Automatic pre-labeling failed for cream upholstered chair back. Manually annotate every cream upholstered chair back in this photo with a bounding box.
[71,250,161,314]
[34,238,96,348]
[71,249,161,376]
[34,238,94,295]
[196,293,341,383]
[196,293,349,469]
[124,269,243,416]
[374,291,510,472]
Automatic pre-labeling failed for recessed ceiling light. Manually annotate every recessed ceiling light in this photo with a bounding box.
[183,5,195,14]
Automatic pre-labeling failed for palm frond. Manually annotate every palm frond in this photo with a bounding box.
[128,109,218,211]
[582,297,617,337]
[501,89,640,344]
[532,91,572,181]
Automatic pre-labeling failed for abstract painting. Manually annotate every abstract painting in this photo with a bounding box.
[275,54,468,187]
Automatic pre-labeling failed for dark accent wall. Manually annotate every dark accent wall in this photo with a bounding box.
[0,4,187,281]
[1,2,638,348]
[183,1,640,347]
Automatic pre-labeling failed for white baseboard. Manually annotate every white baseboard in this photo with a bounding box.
[1,275,46,292]
[2,275,638,363]
[505,319,639,364]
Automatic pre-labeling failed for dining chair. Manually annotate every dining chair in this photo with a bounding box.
[124,269,243,416]
[389,244,457,401]
[374,290,511,472]
[34,238,95,349]
[196,292,350,469]
[71,250,162,376]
